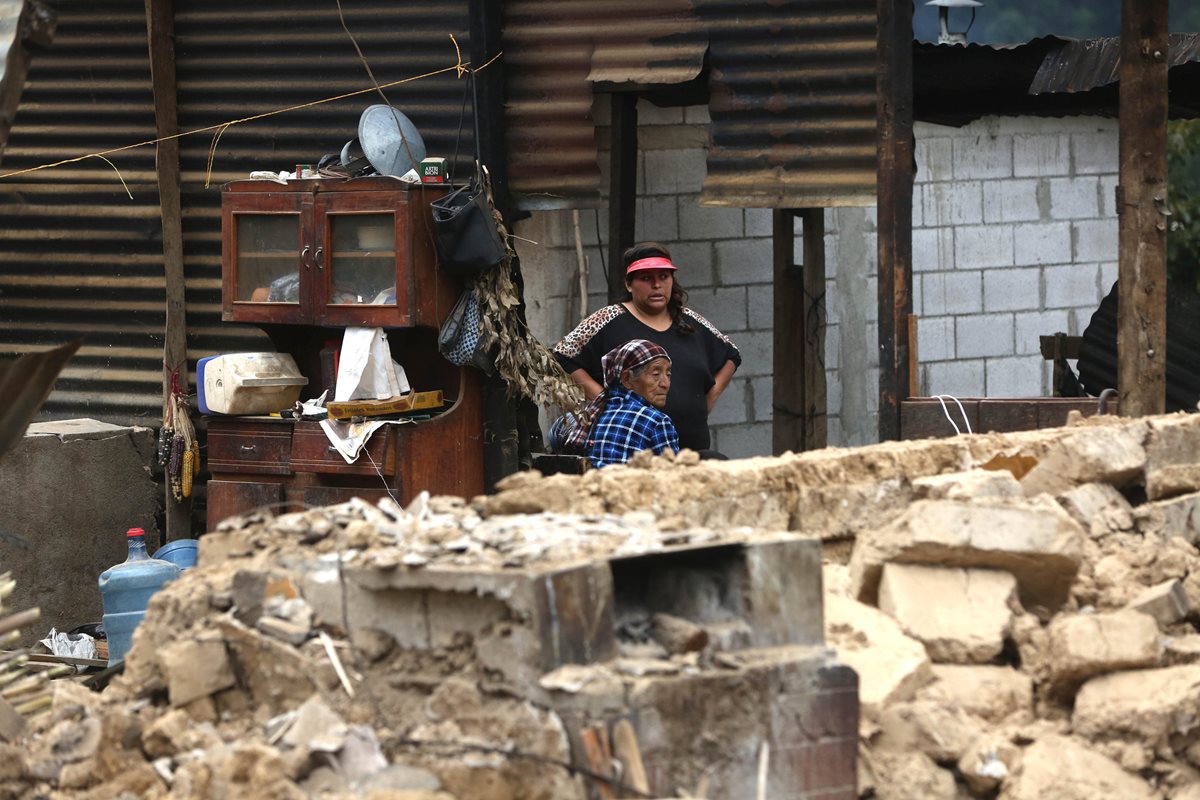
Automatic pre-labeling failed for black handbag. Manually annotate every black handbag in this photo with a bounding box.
[431,73,507,281]
[438,288,494,373]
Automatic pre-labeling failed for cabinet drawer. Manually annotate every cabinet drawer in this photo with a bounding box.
[291,423,395,477]
[208,422,293,474]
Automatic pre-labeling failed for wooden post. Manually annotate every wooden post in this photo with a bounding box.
[1117,0,1169,417]
[607,93,638,302]
[773,209,802,453]
[773,209,828,454]
[876,0,914,441]
[145,0,191,539]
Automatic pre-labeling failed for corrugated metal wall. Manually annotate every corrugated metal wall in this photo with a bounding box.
[0,0,470,426]
[698,0,877,208]
[503,0,878,209]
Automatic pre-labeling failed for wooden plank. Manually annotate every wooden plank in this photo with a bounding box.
[772,209,803,454]
[1117,0,1168,417]
[1038,398,1097,429]
[1038,334,1083,360]
[800,208,828,451]
[607,92,638,302]
[145,0,191,539]
[907,313,919,398]
[900,399,979,440]
[876,0,914,440]
[978,400,1038,434]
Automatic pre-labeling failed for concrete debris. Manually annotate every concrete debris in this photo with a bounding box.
[849,498,1084,612]
[824,594,932,718]
[878,563,1018,664]
[999,734,1158,799]
[10,410,1200,798]
[1041,609,1160,694]
[1127,578,1191,626]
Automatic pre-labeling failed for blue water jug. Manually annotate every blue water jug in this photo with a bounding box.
[99,528,181,666]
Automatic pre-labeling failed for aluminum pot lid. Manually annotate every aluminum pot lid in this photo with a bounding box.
[358,105,426,177]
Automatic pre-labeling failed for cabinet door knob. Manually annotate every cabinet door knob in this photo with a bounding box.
[300,245,311,270]
[315,246,324,270]
[239,444,257,455]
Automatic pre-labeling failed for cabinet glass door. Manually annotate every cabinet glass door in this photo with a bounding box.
[328,213,397,306]
[233,213,302,304]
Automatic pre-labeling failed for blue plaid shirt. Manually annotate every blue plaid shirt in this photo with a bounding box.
[585,387,680,468]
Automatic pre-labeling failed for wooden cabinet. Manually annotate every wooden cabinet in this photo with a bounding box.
[209,177,484,531]
[221,177,454,328]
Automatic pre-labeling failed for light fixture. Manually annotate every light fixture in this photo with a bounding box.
[926,0,983,45]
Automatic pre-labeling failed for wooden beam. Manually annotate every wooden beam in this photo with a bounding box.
[800,208,828,450]
[876,0,914,441]
[1117,0,1169,417]
[773,209,802,454]
[0,1,59,159]
[607,93,638,302]
[145,0,190,539]
[468,0,513,223]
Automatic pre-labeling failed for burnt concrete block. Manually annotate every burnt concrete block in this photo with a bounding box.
[0,420,159,644]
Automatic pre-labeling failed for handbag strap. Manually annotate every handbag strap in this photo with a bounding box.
[448,71,485,187]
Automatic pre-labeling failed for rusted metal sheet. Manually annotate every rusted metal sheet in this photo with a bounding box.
[505,0,877,210]
[1030,32,1200,95]
[699,0,878,209]
[0,0,470,425]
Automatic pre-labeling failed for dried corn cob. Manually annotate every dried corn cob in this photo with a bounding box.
[191,441,201,477]
[181,447,194,498]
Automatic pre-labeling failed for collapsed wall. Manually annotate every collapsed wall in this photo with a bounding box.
[5,410,1200,799]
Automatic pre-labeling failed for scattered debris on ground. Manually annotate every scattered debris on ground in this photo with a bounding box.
[3,411,1200,799]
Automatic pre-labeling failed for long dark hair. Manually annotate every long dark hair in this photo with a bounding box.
[622,241,693,333]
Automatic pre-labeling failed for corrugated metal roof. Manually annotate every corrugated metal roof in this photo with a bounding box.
[0,0,470,426]
[504,0,878,210]
[1030,33,1200,95]
[699,0,877,208]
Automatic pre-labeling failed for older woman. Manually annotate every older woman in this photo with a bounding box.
[554,242,740,453]
[563,339,679,468]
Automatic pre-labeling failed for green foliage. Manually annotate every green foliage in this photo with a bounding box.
[1168,120,1200,292]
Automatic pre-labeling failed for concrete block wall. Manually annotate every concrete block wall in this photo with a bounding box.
[517,101,1119,454]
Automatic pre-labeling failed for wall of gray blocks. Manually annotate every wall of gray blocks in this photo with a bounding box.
[516,99,1119,457]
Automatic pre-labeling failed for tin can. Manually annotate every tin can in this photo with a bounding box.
[296,164,314,179]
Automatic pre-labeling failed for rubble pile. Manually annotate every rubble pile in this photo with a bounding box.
[4,410,1200,798]
[829,412,1200,799]
[0,492,812,800]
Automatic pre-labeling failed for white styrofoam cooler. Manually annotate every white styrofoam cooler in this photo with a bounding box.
[197,353,309,415]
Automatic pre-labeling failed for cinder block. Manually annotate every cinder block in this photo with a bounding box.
[730,330,773,377]
[922,271,983,316]
[983,267,1041,313]
[1099,261,1118,293]
[957,314,1015,359]
[679,197,744,240]
[670,241,715,288]
[1075,217,1118,261]
[637,100,685,126]
[1014,309,1072,355]
[1098,175,1120,216]
[926,359,986,396]
[684,105,711,124]
[983,179,1041,223]
[688,286,748,332]
[643,149,705,195]
[715,238,772,285]
[747,284,773,330]
[915,136,954,183]
[745,207,773,237]
[707,377,749,426]
[710,421,773,458]
[634,196,679,242]
[1014,222,1072,266]
[750,376,773,422]
[825,323,841,369]
[917,316,956,362]
[1072,130,1119,175]
[1044,263,1101,309]
[986,356,1041,397]
[1048,177,1101,220]
[1014,133,1070,177]
[953,133,1013,179]
[913,227,955,272]
[955,224,1015,269]
[824,278,841,326]
[922,181,983,226]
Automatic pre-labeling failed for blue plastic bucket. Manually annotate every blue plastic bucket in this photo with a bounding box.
[153,539,198,570]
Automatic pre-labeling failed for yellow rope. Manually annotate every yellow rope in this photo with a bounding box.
[0,36,500,184]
